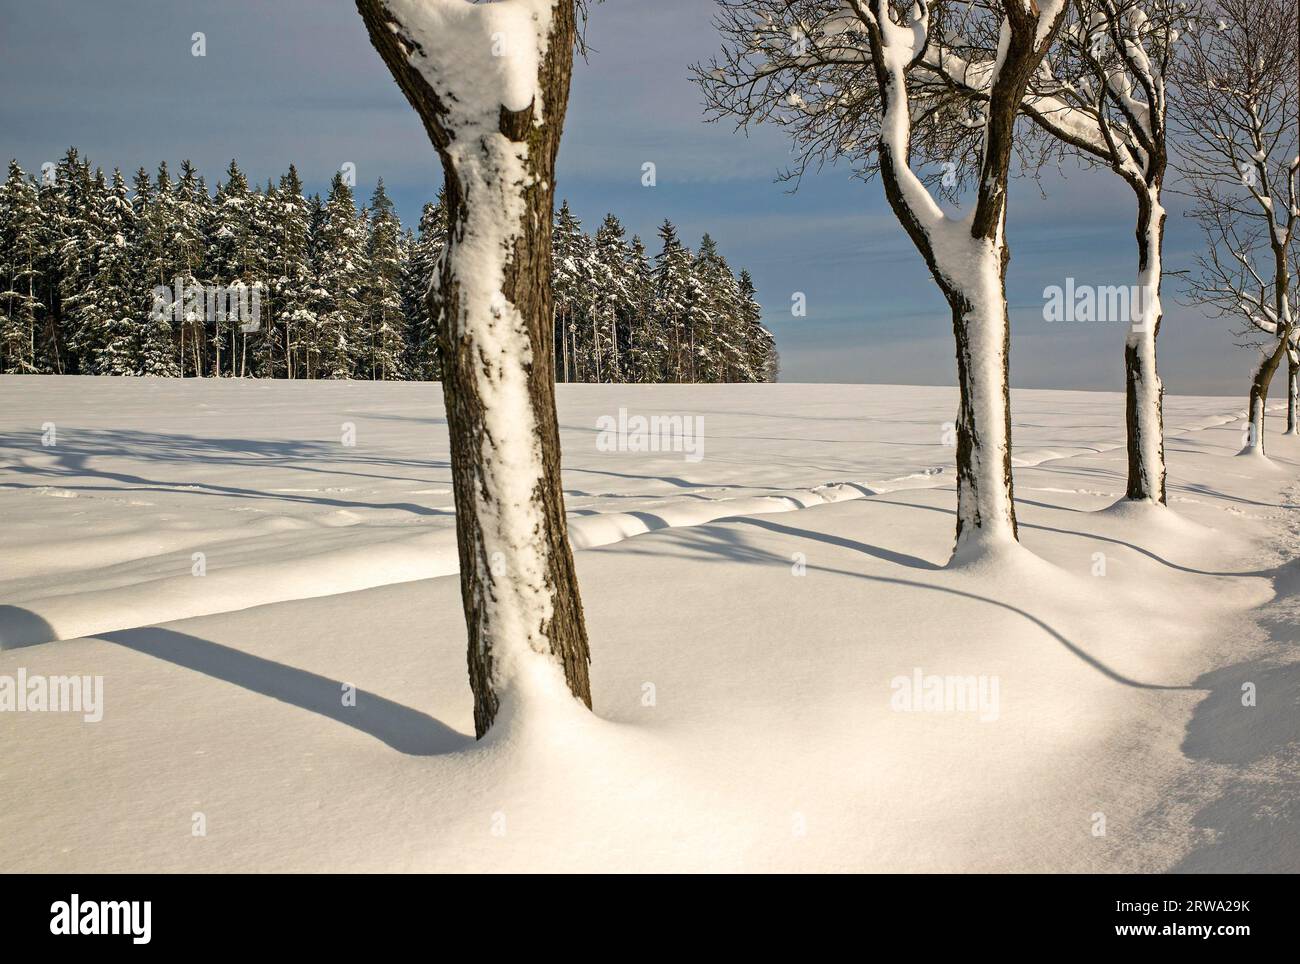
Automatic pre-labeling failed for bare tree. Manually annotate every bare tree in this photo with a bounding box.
[1171,0,1298,455]
[696,0,1069,560]
[355,0,592,736]
[1006,0,1182,502]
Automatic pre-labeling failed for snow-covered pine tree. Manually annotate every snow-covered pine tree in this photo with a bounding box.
[172,160,211,376]
[402,196,447,380]
[133,164,181,377]
[206,160,255,377]
[271,165,313,380]
[738,270,778,382]
[692,233,742,381]
[0,161,45,373]
[88,169,141,376]
[621,234,657,382]
[552,201,590,382]
[56,153,107,373]
[654,220,693,383]
[357,196,371,343]
[301,192,331,379]
[33,162,66,373]
[592,213,632,382]
[362,179,407,380]
[402,207,429,380]
[717,264,753,382]
[313,172,364,380]
[576,211,600,382]
[71,169,117,373]
[244,180,277,377]
[680,247,713,382]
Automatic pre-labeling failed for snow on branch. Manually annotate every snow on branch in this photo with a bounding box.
[1014,0,1191,194]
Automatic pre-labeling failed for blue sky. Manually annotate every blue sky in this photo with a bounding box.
[0,0,1247,393]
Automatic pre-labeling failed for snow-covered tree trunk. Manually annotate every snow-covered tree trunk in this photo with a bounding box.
[943,251,1017,547]
[356,0,592,736]
[1286,347,1298,435]
[863,2,1067,554]
[1125,188,1166,501]
[1245,335,1287,455]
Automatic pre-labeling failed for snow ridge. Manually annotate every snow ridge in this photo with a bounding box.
[0,398,1277,650]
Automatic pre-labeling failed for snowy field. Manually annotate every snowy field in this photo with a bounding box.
[1,375,1298,872]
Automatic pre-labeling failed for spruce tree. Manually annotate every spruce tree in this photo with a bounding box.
[690,234,725,381]
[34,166,66,373]
[0,161,45,373]
[692,234,752,382]
[314,173,363,379]
[244,181,276,377]
[592,213,631,382]
[624,234,658,382]
[70,169,114,372]
[738,270,777,382]
[132,165,180,376]
[303,192,330,378]
[57,154,106,373]
[272,165,313,379]
[402,196,447,380]
[552,201,589,383]
[173,161,211,376]
[207,160,253,376]
[362,179,406,379]
[91,170,143,376]
[653,220,692,383]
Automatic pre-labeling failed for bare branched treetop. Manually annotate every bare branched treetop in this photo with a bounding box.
[1171,0,1299,340]
[1017,0,1189,192]
[693,0,1011,201]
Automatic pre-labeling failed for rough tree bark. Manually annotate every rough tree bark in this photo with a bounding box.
[356,0,591,737]
[1287,346,1298,435]
[1125,188,1167,500]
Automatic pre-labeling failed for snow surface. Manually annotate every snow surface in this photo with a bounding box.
[1,376,1298,872]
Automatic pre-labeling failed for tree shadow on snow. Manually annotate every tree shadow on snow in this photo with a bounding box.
[724,515,942,571]
[607,518,1188,691]
[867,496,1275,579]
[0,427,455,515]
[0,605,57,650]
[1170,566,1300,872]
[96,626,471,757]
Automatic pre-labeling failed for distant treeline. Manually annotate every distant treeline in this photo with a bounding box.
[0,150,778,383]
